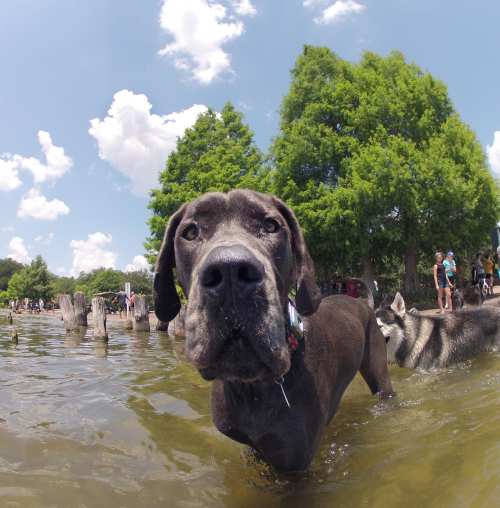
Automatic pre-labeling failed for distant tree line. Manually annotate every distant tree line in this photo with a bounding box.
[0,256,153,306]
[147,46,499,294]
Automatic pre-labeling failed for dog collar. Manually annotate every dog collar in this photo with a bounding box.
[287,299,304,352]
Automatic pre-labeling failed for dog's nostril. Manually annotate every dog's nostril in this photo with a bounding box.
[237,264,262,285]
[202,268,223,289]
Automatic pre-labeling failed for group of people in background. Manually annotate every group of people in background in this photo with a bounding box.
[9,298,56,314]
[433,249,500,313]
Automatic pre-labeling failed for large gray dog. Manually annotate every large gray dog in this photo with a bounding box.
[154,190,393,472]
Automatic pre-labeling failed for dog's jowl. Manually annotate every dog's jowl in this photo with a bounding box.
[154,189,393,472]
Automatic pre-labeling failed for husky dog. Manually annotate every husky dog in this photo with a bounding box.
[376,292,500,368]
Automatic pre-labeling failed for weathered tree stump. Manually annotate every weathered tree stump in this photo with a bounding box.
[59,294,77,331]
[92,297,108,339]
[133,295,150,332]
[74,292,88,327]
[167,305,186,337]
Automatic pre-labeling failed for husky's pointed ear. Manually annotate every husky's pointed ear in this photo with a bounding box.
[153,204,187,322]
[390,292,406,317]
[272,197,321,316]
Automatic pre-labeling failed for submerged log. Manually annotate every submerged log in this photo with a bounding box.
[74,292,88,327]
[10,327,18,344]
[133,295,150,332]
[59,294,77,331]
[92,297,108,340]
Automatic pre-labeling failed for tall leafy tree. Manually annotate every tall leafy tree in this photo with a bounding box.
[0,258,24,291]
[273,46,498,291]
[146,102,267,263]
[6,256,54,301]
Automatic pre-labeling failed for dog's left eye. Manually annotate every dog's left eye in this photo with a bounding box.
[182,224,199,241]
[263,218,280,233]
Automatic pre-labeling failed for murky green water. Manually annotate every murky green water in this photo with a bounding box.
[0,311,499,508]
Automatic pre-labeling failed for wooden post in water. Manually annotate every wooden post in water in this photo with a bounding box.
[156,320,169,332]
[74,292,88,327]
[133,295,150,332]
[59,294,77,331]
[92,297,108,339]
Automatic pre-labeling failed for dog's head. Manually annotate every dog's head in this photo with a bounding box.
[154,190,321,383]
[375,292,406,363]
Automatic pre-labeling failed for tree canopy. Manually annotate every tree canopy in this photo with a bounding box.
[0,258,24,291]
[146,102,267,264]
[272,47,499,291]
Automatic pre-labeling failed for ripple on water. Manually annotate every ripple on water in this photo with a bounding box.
[0,312,499,508]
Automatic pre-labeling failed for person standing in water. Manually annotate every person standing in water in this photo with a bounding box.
[433,251,452,313]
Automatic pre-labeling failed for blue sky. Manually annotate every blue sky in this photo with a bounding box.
[1,0,500,276]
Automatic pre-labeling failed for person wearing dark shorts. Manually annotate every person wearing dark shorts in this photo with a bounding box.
[433,251,452,313]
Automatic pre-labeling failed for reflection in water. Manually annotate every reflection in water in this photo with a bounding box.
[0,311,499,508]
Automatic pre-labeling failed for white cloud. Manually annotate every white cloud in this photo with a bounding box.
[89,89,207,196]
[70,232,117,276]
[7,236,31,264]
[158,0,248,84]
[231,0,257,16]
[487,131,500,177]
[0,159,23,191]
[311,0,366,25]
[17,188,70,221]
[14,131,72,184]
[34,232,55,245]
[0,130,72,192]
[124,255,151,273]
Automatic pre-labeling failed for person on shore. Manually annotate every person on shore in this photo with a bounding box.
[485,253,494,295]
[433,251,452,313]
[443,251,457,287]
[443,251,457,309]
[472,253,486,301]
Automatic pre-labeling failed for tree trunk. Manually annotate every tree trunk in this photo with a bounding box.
[92,297,108,339]
[404,243,418,294]
[361,255,376,295]
[59,294,77,331]
[133,295,150,332]
[74,292,88,327]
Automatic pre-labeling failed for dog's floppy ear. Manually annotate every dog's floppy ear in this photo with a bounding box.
[272,197,321,316]
[153,204,187,322]
[390,292,406,317]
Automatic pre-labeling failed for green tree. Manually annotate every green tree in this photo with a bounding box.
[6,256,54,301]
[0,258,24,291]
[51,276,77,297]
[75,268,125,298]
[272,47,498,291]
[146,102,267,263]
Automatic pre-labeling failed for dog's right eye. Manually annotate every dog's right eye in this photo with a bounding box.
[263,218,280,233]
[182,224,199,241]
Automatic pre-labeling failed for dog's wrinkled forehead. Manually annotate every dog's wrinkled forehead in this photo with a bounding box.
[176,191,290,242]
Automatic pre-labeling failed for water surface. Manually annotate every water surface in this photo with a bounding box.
[0,312,499,507]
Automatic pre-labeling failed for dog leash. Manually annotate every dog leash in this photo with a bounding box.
[276,299,305,408]
[275,377,291,408]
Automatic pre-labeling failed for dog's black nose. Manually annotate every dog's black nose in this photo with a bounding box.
[200,245,264,299]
